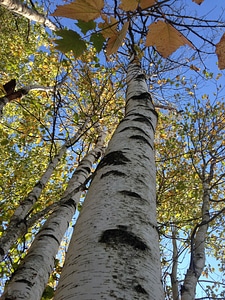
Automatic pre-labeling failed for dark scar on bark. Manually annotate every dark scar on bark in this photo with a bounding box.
[99,229,147,251]
[96,151,130,171]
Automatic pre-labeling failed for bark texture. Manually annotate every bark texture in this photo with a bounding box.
[0,134,105,300]
[0,0,57,31]
[54,56,164,300]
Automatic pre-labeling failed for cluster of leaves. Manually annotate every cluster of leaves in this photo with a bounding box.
[52,0,225,70]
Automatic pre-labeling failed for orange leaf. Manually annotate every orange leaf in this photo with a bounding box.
[192,0,204,4]
[119,0,139,11]
[52,0,104,21]
[140,0,156,9]
[146,20,194,57]
[106,22,129,56]
[216,33,225,70]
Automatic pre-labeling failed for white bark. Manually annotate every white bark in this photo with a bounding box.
[0,121,88,261]
[0,0,57,31]
[0,133,105,300]
[171,228,179,300]
[181,182,210,300]
[54,56,164,300]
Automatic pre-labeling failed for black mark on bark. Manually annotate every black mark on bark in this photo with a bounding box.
[119,190,142,199]
[99,229,147,251]
[131,92,151,100]
[134,284,148,295]
[101,170,126,179]
[97,151,130,171]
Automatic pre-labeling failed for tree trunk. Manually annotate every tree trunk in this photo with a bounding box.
[0,133,105,300]
[171,227,179,300]
[0,0,57,31]
[0,121,88,261]
[54,56,164,300]
[181,182,210,300]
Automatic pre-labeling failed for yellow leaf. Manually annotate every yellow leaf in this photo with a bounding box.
[146,20,194,57]
[119,0,139,11]
[52,0,104,21]
[192,0,204,4]
[216,33,225,70]
[99,16,118,38]
[139,0,156,9]
[106,22,129,56]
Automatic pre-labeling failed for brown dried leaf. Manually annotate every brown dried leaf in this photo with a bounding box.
[106,22,129,56]
[140,0,156,9]
[146,20,194,57]
[52,0,104,21]
[98,16,118,38]
[119,0,139,11]
[216,33,225,70]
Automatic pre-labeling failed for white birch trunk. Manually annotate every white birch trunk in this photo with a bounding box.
[54,56,164,300]
[0,0,57,31]
[171,228,179,300]
[0,134,105,300]
[181,182,210,300]
[0,121,88,261]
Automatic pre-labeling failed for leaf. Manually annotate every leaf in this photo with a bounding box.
[216,33,225,70]
[192,0,204,4]
[106,22,129,56]
[139,0,156,9]
[52,0,104,21]
[54,29,87,57]
[146,20,194,57]
[119,0,155,11]
[90,32,105,52]
[98,16,118,38]
[77,20,96,34]
[119,0,138,11]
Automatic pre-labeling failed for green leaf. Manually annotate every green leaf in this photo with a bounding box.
[54,29,87,57]
[77,20,96,34]
[90,32,105,53]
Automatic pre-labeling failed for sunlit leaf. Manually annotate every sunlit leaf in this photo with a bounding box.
[146,20,194,57]
[54,29,87,57]
[139,0,156,9]
[119,0,155,11]
[216,33,225,70]
[98,16,118,38]
[52,0,104,21]
[119,0,138,11]
[106,22,129,55]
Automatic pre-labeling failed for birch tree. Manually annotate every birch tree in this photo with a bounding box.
[1,0,225,299]
[54,55,164,300]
